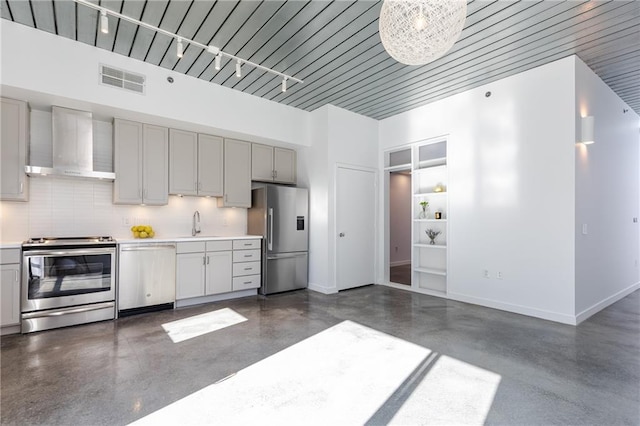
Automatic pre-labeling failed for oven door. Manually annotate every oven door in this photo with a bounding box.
[22,247,116,312]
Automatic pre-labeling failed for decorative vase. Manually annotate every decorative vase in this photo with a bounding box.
[419,205,428,219]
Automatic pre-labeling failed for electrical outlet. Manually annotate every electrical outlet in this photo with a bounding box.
[483,269,490,279]
[497,271,503,279]
[122,217,131,227]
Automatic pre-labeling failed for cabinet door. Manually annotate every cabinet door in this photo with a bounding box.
[251,143,274,181]
[113,119,143,204]
[143,124,169,205]
[1,98,29,201]
[1,264,20,327]
[205,251,232,295]
[176,252,205,299]
[274,147,296,184]
[169,129,198,196]
[198,134,223,197]
[220,139,251,208]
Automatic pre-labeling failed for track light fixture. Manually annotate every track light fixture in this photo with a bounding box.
[100,10,108,34]
[72,0,303,87]
[176,37,183,58]
[282,77,288,93]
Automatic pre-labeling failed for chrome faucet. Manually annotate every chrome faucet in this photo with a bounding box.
[192,211,201,236]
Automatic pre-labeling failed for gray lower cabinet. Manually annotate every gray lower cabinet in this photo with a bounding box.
[231,239,261,291]
[169,130,223,197]
[1,249,21,328]
[176,240,233,299]
[219,139,251,208]
[1,98,29,201]
[113,119,169,205]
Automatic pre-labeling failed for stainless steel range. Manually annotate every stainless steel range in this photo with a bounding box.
[21,236,117,333]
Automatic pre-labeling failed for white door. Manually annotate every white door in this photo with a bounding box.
[336,166,376,290]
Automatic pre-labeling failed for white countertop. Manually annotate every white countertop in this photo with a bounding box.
[116,235,262,244]
[1,235,261,249]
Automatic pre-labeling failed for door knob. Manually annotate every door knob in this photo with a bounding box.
[339,232,345,237]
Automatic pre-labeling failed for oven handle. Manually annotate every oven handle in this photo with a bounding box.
[21,302,115,319]
[22,248,116,257]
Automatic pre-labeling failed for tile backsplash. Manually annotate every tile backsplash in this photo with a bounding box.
[0,177,247,243]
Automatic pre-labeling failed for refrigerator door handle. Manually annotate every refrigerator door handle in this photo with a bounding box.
[267,253,307,260]
[268,207,274,251]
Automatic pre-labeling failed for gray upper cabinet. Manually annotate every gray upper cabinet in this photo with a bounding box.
[114,119,168,205]
[251,143,296,184]
[274,147,296,183]
[219,139,251,208]
[1,98,29,201]
[198,134,223,197]
[169,129,198,196]
[169,130,223,197]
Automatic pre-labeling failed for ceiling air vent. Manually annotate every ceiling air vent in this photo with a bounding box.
[100,64,145,94]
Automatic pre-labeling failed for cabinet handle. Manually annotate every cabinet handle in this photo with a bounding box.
[244,267,252,271]
[19,182,24,194]
[15,270,19,282]
[244,254,251,258]
[243,281,252,285]
[207,256,210,264]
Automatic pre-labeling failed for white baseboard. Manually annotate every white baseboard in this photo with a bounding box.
[390,260,411,267]
[447,291,577,325]
[575,282,640,324]
[308,283,338,294]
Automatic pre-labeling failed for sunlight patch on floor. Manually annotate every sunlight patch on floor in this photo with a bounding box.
[389,355,502,424]
[161,308,247,343]
[136,320,500,425]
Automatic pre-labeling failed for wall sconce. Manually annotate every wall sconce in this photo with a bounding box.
[581,116,595,145]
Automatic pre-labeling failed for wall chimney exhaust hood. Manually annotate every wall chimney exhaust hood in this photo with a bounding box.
[25,106,116,180]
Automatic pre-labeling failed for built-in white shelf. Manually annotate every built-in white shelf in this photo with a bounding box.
[414,219,447,223]
[414,267,447,276]
[414,243,446,249]
[414,191,447,197]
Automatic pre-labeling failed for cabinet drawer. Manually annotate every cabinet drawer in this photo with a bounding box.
[233,249,260,263]
[233,261,260,277]
[0,249,20,265]
[206,240,232,252]
[232,239,261,250]
[232,275,261,291]
[176,241,206,254]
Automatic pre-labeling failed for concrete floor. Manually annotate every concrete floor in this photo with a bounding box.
[1,286,639,425]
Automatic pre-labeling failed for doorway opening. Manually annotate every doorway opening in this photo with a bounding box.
[389,170,412,285]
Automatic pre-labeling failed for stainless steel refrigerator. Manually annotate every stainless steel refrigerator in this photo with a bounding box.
[248,185,308,295]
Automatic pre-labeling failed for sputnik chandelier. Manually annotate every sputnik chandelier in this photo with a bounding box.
[379,0,467,66]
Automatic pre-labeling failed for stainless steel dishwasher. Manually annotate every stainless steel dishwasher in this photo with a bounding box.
[118,243,176,316]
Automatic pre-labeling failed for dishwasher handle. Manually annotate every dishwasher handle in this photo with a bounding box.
[121,245,176,251]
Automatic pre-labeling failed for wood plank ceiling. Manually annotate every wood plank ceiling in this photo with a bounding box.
[2,0,639,120]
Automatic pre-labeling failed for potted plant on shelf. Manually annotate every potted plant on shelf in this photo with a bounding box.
[425,229,441,245]
[418,201,429,219]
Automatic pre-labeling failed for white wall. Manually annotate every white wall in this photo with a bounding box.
[389,172,411,265]
[0,20,309,147]
[301,105,378,293]
[574,57,640,321]
[379,57,577,323]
